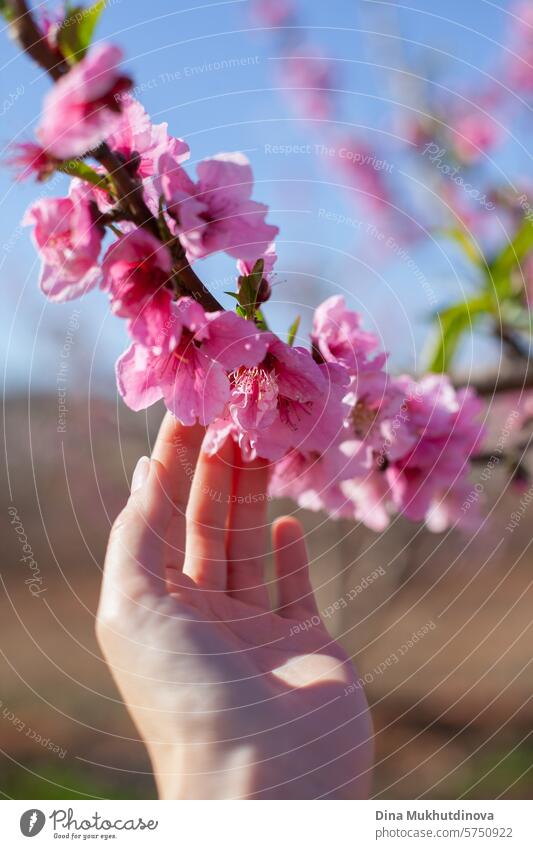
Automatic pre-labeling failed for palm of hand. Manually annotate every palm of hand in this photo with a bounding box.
[98,415,373,799]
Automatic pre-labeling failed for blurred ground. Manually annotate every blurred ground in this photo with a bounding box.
[1,394,532,799]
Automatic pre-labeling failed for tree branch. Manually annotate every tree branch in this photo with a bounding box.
[6,0,222,312]
[456,367,533,397]
[8,0,67,79]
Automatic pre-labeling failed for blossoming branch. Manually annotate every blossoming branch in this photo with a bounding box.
[3,0,486,532]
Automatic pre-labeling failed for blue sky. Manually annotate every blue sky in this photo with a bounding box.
[0,0,523,394]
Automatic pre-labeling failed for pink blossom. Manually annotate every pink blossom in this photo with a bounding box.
[163,152,278,262]
[423,480,483,533]
[116,298,268,425]
[236,242,277,278]
[105,97,189,182]
[116,338,229,425]
[257,358,349,458]
[340,375,485,530]
[37,43,132,159]
[331,374,487,531]
[36,6,63,52]
[229,336,321,432]
[101,229,174,350]
[6,142,57,182]
[207,338,349,462]
[328,365,415,520]
[450,112,501,164]
[251,0,294,26]
[341,367,414,468]
[280,48,336,120]
[23,179,102,301]
[340,470,392,532]
[269,446,358,518]
[331,136,392,212]
[154,151,196,227]
[384,377,484,523]
[312,295,387,375]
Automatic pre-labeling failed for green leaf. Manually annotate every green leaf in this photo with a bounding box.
[234,258,266,318]
[250,258,264,278]
[287,315,300,346]
[427,295,493,373]
[488,216,533,297]
[58,1,106,64]
[57,159,111,190]
[237,274,256,313]
[0,1,15,22]
[499,300,533,333]
[440,227,484,267]
[224,291,241,301]
[255,309,269,331]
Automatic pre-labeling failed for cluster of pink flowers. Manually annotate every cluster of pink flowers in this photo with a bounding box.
[15,34,484,532]
[269,297,485,531]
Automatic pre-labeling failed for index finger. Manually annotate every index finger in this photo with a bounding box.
[151,412,205,569]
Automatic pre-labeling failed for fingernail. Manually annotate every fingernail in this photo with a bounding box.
[131,456,150,493]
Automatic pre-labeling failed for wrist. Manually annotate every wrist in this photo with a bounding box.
[149,742,259,800]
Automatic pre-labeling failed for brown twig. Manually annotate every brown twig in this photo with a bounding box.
[6,0,222,311]
[456,368,533,397]
[495,322,531,361]
[472,431,533,477]
[8,0,67,79]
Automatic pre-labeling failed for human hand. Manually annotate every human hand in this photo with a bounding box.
[96,413,373,799]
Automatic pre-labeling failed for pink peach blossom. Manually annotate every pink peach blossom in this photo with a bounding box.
[269,446,358,518]
[101,228,174,350]
[23,179,102,301]
[340,375,485,530]
[450,112,501,164]
[331,136,392,212]
[280,48,336,121]
[340,470,392,532]
[116,298,268,425]
[106,97,189,182]
[6,142,57,182]
[163,152,278,262]
[236,242,277,278]
[251,0,294,26]
[384,376,485,524]
[36,6,63,52]
[37,43,132,159]
[312,295,387,375]
[207,338,349,462]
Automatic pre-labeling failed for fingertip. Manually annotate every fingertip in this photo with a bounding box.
[273,515,309,580]
[102,455,177,603]
[127,456,173,528]
[273,515,305,549]
[131,455,150,493]
[273,515,318,618]
[151,413,205,504]
[153,411,205,460]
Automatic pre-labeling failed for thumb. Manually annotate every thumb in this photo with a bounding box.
[98,456,173,618]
